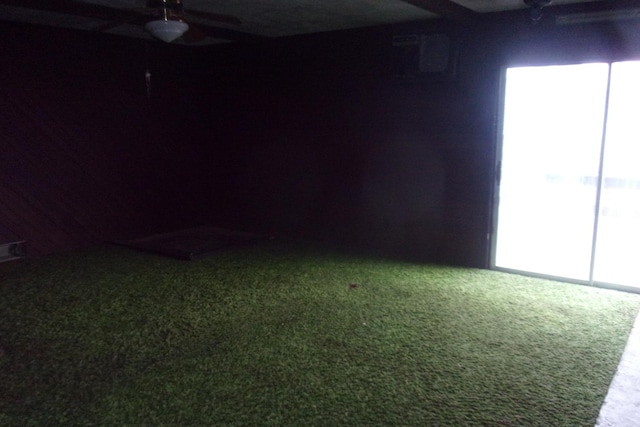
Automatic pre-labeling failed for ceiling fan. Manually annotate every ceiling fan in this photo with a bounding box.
[0,0,258,43]
[94,0,243,43]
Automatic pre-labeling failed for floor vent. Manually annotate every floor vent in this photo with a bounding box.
[0,241,26,263]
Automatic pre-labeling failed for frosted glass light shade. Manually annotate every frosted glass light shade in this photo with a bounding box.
[145,20,189,43]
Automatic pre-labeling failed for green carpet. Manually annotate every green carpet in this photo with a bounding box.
[0,241,638,426]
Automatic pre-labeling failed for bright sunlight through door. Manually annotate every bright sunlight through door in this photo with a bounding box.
[493,61,640,289]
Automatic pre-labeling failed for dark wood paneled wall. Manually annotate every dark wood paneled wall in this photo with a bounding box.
[173,23,500,265]
[0,24,205,256]
[2,15,639,265]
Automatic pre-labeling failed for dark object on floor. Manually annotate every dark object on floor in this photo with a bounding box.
[113,226,266,260]
[0,241,26,263]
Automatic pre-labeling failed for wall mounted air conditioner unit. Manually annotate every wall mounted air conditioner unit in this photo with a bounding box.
[392,33,452,79]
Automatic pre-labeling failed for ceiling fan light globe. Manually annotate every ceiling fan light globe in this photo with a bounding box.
[145,19,189,43]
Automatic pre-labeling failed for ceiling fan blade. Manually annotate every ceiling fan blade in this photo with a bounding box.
[182,22,207,43]
[0,0,137,22]
[185,23,266,42]
[184,9,242,26]
[93,13,149,32]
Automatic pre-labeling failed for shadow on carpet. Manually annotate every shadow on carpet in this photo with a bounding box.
[113,226,268,260]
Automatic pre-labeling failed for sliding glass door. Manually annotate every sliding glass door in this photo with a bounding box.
[591,62,640,287]
[493,61,640,289]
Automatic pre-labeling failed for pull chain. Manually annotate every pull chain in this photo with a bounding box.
[144,41,152,99]
[145,68,152,98]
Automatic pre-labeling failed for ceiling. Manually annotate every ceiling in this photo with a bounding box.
[0,0,633,45]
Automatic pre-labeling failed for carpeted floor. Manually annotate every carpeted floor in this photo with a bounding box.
[1,241,639,425]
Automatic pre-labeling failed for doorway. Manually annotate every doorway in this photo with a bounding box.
[492,61,640,289]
